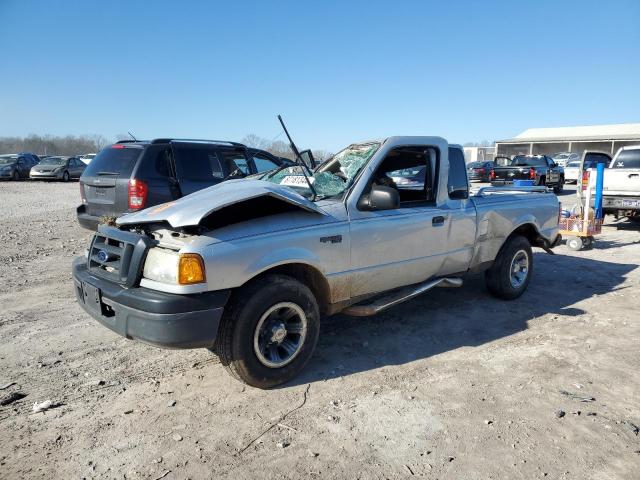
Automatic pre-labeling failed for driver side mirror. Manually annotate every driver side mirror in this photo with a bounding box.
[358,185,400,211]
[448,184,469,200]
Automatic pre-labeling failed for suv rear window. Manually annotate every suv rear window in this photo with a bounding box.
[84,146,143,177]
[612,149,640,169]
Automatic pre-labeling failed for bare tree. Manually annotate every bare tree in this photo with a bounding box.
[0,134,116,156]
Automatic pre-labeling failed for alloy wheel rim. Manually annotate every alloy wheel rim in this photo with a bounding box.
[253,302,308,368]
[509,249,529,288]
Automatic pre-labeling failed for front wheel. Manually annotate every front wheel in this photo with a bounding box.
[215,274,320,388]
[62,171,70,182]
[485,235,533,300]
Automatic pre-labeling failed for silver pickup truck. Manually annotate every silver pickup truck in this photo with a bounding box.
[72,136,561,388]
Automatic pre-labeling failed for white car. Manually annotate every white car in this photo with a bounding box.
[552,152,580,167]
[79,153,96,165]
[563,160,582,183]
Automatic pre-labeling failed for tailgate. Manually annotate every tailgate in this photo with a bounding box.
[82,176,123,216]
[493,167,529,181]
[80,145,143,217]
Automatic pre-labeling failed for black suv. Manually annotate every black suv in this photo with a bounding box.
[77,139,293,230]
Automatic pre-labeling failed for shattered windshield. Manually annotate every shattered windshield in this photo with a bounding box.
[263,142,380,200]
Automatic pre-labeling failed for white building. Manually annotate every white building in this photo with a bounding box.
[495,123,640,157]
[463,146,495,163]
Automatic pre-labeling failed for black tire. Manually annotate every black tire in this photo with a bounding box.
[63,171,70,182]
[553,181,564,194]
[12,170,19,181]
[215,274,320,389]
[485,235,533,300]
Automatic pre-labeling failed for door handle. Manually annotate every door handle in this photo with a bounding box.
[629,173,639,179]
[432,216,446,226]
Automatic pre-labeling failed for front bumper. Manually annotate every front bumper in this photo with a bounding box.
[30,171,63,180]
[72,257,231,348]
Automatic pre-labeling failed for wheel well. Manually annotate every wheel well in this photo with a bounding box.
[510,223,542,248]
[248,263,331,315]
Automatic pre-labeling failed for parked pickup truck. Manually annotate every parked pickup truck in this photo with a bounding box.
[601,145,640,221]
[72,136,561,388]
[491,154,565,193]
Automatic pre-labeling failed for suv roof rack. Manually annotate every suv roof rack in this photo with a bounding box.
[151,138,247,147]
[115,139,148,144]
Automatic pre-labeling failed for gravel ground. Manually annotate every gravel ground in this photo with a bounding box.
[0,180,639,479]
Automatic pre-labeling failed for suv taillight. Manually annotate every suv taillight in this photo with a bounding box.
[128,179,148,210]
[489,169,495,180]
[529,167,536,180]
[79,182,87,204]
[581,170,590,191]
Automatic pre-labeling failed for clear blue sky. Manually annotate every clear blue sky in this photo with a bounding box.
[1,0,638,151]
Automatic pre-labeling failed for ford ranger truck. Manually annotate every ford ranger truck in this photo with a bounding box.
[72,137,561,388]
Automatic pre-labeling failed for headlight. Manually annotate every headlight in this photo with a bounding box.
[143,249,206,285]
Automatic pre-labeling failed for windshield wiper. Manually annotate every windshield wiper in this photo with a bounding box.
[278,115,318,201]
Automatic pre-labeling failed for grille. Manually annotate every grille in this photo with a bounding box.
[87,226,154,287]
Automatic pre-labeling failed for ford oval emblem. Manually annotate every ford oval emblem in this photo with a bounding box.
[97,250,110,262]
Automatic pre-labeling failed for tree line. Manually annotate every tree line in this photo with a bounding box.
[241,134,333,162]
[0,134,111,156]
[0,134,334,161]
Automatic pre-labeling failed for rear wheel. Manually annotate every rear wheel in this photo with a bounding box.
[215,274,320,388]
[485,235,533,300]
[553,178,564,194]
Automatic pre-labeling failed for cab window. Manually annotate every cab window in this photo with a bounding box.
[367,146,437,205]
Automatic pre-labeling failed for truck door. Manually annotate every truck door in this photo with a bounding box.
[346,144,450,297]
[440,147,477,275]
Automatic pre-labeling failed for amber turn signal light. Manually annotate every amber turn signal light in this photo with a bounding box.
[178,254,206,285]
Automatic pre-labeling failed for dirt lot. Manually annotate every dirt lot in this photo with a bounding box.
[0,180,639,479]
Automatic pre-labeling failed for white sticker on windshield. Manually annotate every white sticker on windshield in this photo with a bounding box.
[281,175,315,187]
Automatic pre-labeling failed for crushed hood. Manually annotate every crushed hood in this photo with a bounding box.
[116,179,327,228]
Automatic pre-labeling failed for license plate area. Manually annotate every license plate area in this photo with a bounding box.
[610,199,640,208]
[94,187,107,196]
[82,282,104,314]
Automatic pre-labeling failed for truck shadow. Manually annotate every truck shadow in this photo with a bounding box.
[284,253,636,387]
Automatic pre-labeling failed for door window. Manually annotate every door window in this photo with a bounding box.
[253,154,278,173]
[367,146,436,205]
[447,148,469,199]
[173,144,225,180]
[612,150,640,169]
[219,150,249,175]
